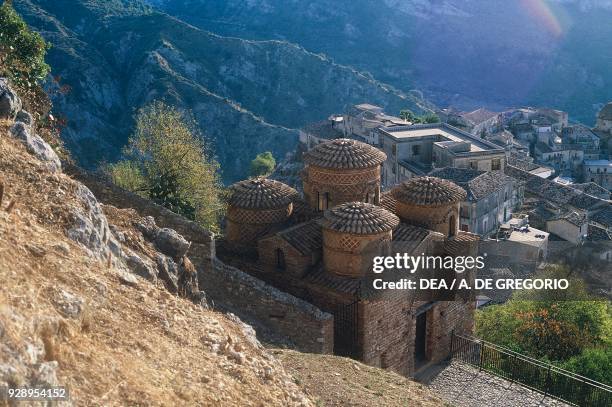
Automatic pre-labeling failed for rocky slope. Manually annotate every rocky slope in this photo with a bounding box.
[0,83,313,405]
[13,0,430,182]
[148,0,612,125]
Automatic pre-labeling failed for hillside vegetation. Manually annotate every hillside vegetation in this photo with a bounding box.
[13,0,430,182]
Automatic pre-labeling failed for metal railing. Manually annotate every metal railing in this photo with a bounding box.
[450,333,612,406]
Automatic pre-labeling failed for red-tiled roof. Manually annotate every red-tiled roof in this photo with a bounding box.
[303,138,386,169]
[323,202,399,235]
[392,176,466,206]
[229,178,299,209]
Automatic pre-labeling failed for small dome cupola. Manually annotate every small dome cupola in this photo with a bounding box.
[226,178,299,250]
[304,138,387,170]
[392,176,466,237]
[302,139,387,211]
[229,177,299,209]
[322,202,399,278]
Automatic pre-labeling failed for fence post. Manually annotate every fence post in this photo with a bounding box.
[479,341,484,372]
[543,364,551,398]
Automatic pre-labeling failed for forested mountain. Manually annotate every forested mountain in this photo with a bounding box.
[14,0,429,181]
[148,0,612,125]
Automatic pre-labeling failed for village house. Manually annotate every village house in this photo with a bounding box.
[377,123,506,186]
[570,182,611,200]
[430,168,522,237]
[562,124,601,160]
[546,211,589,244]
[591,206,612,232]
[219,138,479,377]
[584,159,612,190]
[299,117,345,149]
[340,104,410,146]
[505,164,608,216]
[534,141,584,176]
[507,154,554,178]
[595,102,612,134]
[484,215,550,266]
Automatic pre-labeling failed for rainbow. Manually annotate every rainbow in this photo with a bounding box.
[519,0,564,38]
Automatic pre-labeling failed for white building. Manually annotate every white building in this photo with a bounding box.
[378,123,506,186]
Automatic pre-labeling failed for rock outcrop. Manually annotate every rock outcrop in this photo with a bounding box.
[0,78,22,120]
[9,122,62,173]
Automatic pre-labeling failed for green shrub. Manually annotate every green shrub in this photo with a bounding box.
[250,151,276,177]
[0,2,50,86]
[562,348,612,385]
[107,101,225,232]
[476,266,610,378]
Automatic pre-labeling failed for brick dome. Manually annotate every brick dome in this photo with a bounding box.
[323,202,399,235]
[304,138,387,169]
[392,176,466,206]
[229,178,299,209]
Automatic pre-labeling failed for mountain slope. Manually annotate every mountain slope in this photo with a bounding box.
[148,0,612,125]
[14,0,430,182]
[0,123,312,405]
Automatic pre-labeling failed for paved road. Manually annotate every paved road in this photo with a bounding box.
[424,361,569,407]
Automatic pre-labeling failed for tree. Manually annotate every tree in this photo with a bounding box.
[399,109,440,124]
[107,101,225,232]
[421,113,441,124]
[399,109,416,122]
[476,266,611,376]
[0,2,50,86]
[250,151,276,177]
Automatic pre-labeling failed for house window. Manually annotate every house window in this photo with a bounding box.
[469,161,477,169]
[412,145,421,156]
[392,144,397,156]
[492,159,501,170]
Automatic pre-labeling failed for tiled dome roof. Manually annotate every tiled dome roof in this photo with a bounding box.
[304,138,387,169]
[392,176,466,206]
[323,202,399,235]
[229,178,299,209]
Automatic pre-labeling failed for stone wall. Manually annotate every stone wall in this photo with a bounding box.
[66,164,334,354]
[208,259,334,354]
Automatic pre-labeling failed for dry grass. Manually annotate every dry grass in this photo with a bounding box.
[0,131,310,406]
[275,350,447,407]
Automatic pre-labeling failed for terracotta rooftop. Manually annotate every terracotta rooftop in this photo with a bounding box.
[228,178,299,209]
[550,211,587,227]
[303,138,387,169]
[392,176,467,206]
[430,168,514,201]
[505,165,607,211]
[277,220,322,256]
[323,202,399,235]
[592,206,612,228]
